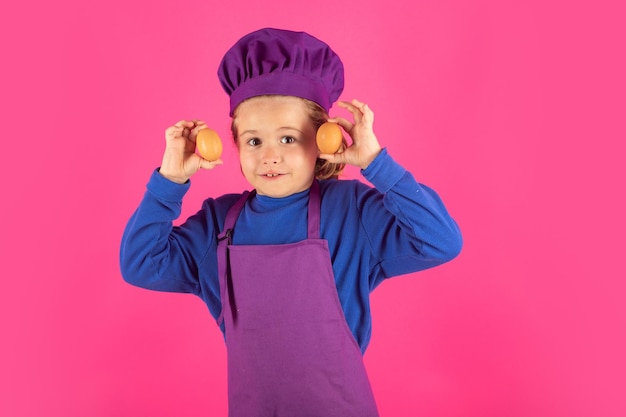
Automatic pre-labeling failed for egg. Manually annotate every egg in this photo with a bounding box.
[196,128,223,161]
[316,122,343,154]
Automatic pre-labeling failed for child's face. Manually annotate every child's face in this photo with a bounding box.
[235,96,319,198]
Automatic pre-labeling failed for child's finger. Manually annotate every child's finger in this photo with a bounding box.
[190,121,208,141]
[326,116,354,135]
[338,99,369,119]
[166,120,195,140]
[357,101,374,125]
[337,101,363,124]
[191,119,208,128]
[174,120,195,128]
[349,99,374,125]
[165,125,185,140]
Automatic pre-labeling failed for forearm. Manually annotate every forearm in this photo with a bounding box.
[119,169,201,294]
[361,149,463,276]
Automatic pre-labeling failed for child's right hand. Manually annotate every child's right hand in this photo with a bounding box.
[159,120,223,184]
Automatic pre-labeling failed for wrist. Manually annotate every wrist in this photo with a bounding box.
[157,168,189,184]
[359,147,383,170]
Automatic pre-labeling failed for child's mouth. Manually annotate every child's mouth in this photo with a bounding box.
[262,172,284,178]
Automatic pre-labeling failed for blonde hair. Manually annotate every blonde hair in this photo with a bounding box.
[231,96,346,180]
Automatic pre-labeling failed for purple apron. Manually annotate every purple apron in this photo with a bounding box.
[217,180,380,417]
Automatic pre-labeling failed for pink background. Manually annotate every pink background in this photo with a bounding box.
[1,0,625,416]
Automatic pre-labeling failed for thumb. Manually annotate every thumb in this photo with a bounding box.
[319,152,347,165]
[199,158,224,170]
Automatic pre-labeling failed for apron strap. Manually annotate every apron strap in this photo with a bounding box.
[219,191,251,242]
[307,179,321,240]
[217,191,250,326]
[216,181,321,326]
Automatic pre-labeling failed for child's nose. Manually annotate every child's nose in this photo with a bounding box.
[262,146,281,164]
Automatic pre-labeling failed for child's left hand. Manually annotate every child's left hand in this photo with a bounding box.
[321,99,382,170]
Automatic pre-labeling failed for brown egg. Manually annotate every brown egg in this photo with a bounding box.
[316,122,343,154]
[196,128,223,161]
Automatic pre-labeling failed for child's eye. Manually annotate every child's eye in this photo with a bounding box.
[247,138,261,146]
[281,136,296,144]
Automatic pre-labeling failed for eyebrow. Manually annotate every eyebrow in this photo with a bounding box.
[239,127,304,137]
[239,129,257,137]
[278,127,304,134]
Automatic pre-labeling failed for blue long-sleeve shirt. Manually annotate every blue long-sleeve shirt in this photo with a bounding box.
[120,149,462,352]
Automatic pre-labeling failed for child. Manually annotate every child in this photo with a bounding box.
[121,28,462,417]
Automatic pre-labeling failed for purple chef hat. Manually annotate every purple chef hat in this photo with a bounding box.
[218,28,344,116]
